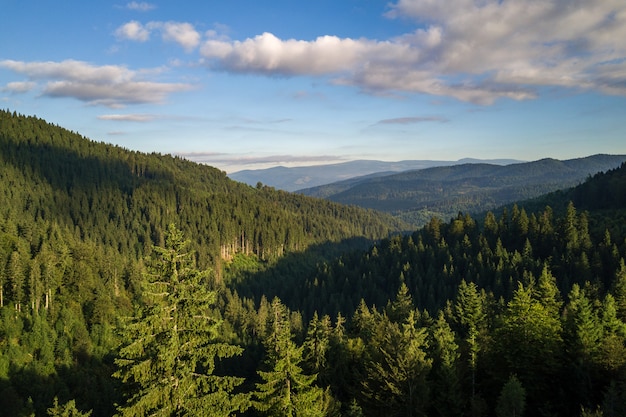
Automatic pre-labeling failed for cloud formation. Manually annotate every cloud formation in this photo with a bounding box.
[159,22,201,51]
[115,21,200,51]
[377,116,448,125]
[196,0,626,104]
[6,1,625,109]
[115,21,150,42]
[2,81,36,93]
[125,2,155,12]
[0,59,194,107]
[201,32,395,76]
[97,113,158,122]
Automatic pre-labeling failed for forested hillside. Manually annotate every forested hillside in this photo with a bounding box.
[237,163,626,417]
[1,110,626,417]
[0,110,401,416]
[299,156,626,227]
[0,110,402,263]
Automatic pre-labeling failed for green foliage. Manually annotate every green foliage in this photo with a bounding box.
[493,280,563,413]
[113,224,248,416]
[2,110,626,416]
[0,109,401,415]
[495,375,526,417]
[302,156,626,228]
[47,397,92,417]
[254,298,327,417]
[429,312,462,417]
[362,311,432,417]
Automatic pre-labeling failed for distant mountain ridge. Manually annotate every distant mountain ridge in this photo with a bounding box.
[297,154,626,227]
[228,158,522,191]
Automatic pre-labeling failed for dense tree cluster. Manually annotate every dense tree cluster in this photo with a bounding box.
[1,109,626,416]
[0,110,401,266]
[0,110,399,416]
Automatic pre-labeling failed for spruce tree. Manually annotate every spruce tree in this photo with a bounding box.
[114,224,248,416]
[495,281,563,414]
[362,310,432,417]
[495,375,526,417]
[429,311,462,417]
[47,397,92,417]
[254,297,327,417]
[303,312,332,375]
[613,259,626,321]
[453,280,486,403]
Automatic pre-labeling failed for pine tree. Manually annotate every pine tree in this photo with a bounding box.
[565,284,602,361]
[7,250,25,312]
[47,397,92,417]
[303,312,332,375]
[362,311,432,417]
[535,264,562,318]
[613,259,626,321]
[495,375,526,417]
[597,294,626,373]
[387,282,414,324]
[429,311,462,417]
[453,280,486,403]
[254,298,327,417]
[495,281,563,414]
[114,224,248,416]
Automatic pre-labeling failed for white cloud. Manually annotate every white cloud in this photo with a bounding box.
[377,116,448,125]
[386,0,626,90]
[98,113,158,122]
[159,22,201,51]
[196,0,626,103]
[126,1,155,12]
[201,32,400,76]
[2,81,36,93]
[115,21,200,52]
[115,20,150,42]
[0,59,194,107]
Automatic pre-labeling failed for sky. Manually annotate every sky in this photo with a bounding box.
[1,0,625,173]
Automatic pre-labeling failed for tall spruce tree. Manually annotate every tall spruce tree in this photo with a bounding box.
[495,375,526,417]
[453,280,486,405]
[614,259,626,321]
[254,297,327,417]
[114,224,248,416]
[495,281,563,415]
[362,310,432,417]
[429,311,462,417]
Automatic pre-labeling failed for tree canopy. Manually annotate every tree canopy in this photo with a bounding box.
[1,109,626,416]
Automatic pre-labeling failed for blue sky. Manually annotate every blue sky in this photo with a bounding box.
[2,0,625,172]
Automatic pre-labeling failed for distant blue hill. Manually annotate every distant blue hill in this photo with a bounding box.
[228,158,521,191]
[295,154,626,227]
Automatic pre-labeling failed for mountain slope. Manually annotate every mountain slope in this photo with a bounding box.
[228,158,521,191]
[276,167,626,417]
[0,110,404,268]
[0,110,404,415]
[298,155,626,226]
[508,159,626,236]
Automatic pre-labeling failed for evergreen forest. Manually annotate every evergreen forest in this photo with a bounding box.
[1,109,626,417]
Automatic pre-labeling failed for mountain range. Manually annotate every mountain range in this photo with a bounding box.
[297,154,626,226]
[228,158,522,191]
